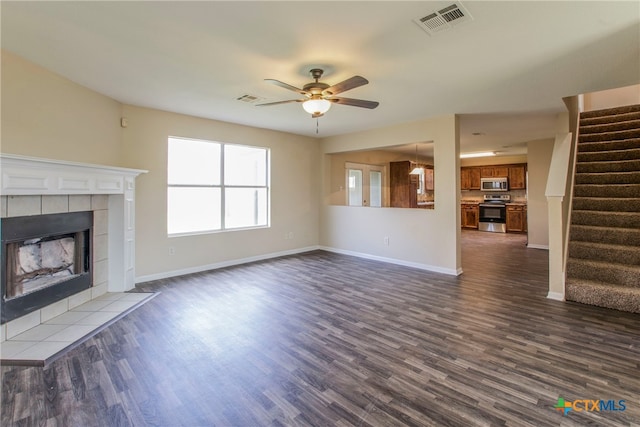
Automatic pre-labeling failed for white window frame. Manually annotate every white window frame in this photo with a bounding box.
[167,136,270,237]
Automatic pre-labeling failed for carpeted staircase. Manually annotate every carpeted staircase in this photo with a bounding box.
[565,104,640,314]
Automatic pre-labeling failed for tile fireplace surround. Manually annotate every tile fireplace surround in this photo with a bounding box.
[0,154,147,364]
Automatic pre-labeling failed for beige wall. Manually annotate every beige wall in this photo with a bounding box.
[121,105,321,279]
[1,50,123,166]
[320,115,461,275]
[2,51,322,281]
[584,84,640,111]
[1,49,591,282]
[526,138,555,248]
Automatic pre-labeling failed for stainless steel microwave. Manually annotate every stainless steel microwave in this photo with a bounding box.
[480,177,508,191]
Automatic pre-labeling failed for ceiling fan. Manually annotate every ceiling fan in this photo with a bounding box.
[257,68,379,118]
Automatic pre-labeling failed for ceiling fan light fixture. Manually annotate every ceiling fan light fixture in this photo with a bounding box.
[302,97,331,116]
[259,68,378,121]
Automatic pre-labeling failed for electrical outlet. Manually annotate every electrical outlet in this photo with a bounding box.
[169,247,175,255]
[384,237,389,245]
[288,231,294,240]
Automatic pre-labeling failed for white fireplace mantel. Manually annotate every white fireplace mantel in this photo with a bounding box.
[1,154,147,293]
[1,154,147,196]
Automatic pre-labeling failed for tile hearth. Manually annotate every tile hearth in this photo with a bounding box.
[1,292,155,366]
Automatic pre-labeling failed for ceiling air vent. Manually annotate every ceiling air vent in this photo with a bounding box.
[236,94,266,104]
[414,2,473,36]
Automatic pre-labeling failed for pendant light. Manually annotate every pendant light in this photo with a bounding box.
[409,144,422,174]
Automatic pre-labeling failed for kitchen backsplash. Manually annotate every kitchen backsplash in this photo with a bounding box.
[461,189,527,202]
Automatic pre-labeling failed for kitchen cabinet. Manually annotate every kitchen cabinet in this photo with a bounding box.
[506,204,527,232]
[390,161,417,208]
[461,203,479,229]
[461,167,481,190]
[391,161,434,207]
[462,163,527,190]
[424,166,434,191]
[481,166,509,178]
[508,164,527,190]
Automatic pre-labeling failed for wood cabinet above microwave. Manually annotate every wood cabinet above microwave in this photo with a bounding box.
[481,166,509,178]
[461,163,527,191]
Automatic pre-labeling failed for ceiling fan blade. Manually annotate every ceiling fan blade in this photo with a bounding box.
[328,97,379,109]
[324,76,369,95]
[264,79,307,95]
[256,99,304,107]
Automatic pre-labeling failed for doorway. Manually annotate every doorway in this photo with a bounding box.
[345,162,384,207]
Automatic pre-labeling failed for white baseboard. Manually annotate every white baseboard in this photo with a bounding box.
[547,291,565,301]
[136,244,462,284]
[527,243,549,250]
[319,246,462,276]
[135,246,321,283]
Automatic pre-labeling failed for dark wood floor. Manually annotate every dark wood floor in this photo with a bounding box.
[2,230,639,426]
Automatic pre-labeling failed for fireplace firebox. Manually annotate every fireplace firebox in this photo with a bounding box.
[1,211,93,324]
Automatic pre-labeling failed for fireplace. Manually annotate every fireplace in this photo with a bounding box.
[1,211,93,323]
[1,154,145,340]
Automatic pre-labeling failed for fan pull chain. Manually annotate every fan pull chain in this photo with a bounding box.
[316,118,319,134]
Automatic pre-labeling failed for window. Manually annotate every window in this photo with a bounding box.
[167,137,269,235]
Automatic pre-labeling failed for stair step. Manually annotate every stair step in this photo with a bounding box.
[577,137,640,152]
[567,258,640,288]
[573,184,640,198]
[575,171,640,185]
[565,279,640,314]
[572,197,640,212]
[579,118,640,135]
[569,105,640,315]
[580,110,640,126]
[571,210,640,228]
[577,147,640,162]
[579,129,640,143]
[576,159,640,173]
[568,241,640,266]
[580,104,640,119]
[570,224,640,246]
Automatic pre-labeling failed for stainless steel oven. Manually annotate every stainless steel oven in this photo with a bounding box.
[478,194,510,233]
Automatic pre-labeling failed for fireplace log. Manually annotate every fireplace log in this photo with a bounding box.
[16,267,74,282]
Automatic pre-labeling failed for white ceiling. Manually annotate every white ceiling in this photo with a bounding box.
[2,1,639,156]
